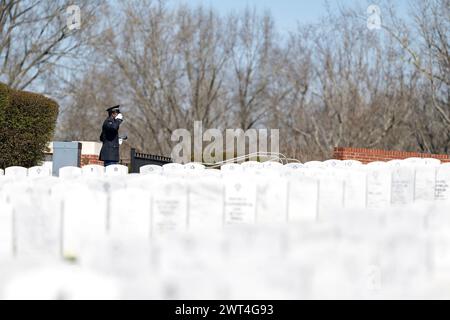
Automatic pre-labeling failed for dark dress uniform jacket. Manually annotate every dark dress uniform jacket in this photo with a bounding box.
[99,116,123,161]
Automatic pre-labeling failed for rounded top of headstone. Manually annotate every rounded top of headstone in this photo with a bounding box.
[105,164,129,176]
[59,166,82,179]
[387,160,404,167]
[284,163,304,169]
[323,159,342,168]
[162,163,184,172]
[342,160,363,168]
[28,166,51,178]
[184,162,206,170]
[0,168,4,176]
[82,165,105,177]
[303,161,325,168]
[140,165,163,175]
[241,161,261,168]
[261,161,283,169]
[221,163,242,171]
[422,158,441,166]
[5,166,28,178]
[366,161,388,167]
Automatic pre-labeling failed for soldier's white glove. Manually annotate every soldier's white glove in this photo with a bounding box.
[115,113,123,121]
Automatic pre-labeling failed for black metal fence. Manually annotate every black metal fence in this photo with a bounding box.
[130,148,172,173]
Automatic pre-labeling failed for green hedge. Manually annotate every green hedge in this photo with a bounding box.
[0,83,59,169]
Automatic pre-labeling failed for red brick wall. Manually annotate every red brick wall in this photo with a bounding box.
[81,154,103,167]
[333,147,450,164]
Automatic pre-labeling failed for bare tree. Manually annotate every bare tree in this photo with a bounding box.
[0,0,103,91]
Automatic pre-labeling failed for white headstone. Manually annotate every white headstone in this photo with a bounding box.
[5,166,27,178]
[318,176,345,218]
[284,163,304,170]
[105,164,128,177]
[262,161,283,170]
[423,158,441,166]
[387,159,403,167]
[0,199,13,257]
[390,166,415,206]
[28,166,51,178]
[59,166,82,179]
[152,179,188,236]
[188,177,224,231]
[82,165,105,177]
[184,163,206,171]
[0,169,4,176]
[286,177,318,222]
[256,176,288,224]
[304,161,325,168]
[224,177,257,225]
[342,160,363,169]
[221,163,243,173]
[54,182,108,259]
[140,165,163,175]
[204,169,222,177]
[162,163,184,172]
[435,165,450,201]
[414,166,437,202]
[241,161,262,172]
[110,188,152,239]
[343,170,367,210]
[366,161,387,168]
[11,183,61,258]
[403,158,425,166]
[366,168,392,208]
[323,159,342,168]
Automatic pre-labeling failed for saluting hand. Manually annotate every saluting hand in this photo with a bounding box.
[116,113,123,121]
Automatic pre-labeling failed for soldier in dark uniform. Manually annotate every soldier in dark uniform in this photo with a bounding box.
[99,105,123,167]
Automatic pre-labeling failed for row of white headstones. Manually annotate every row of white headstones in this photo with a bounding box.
[1,158,450,298]
[0,157,449,259]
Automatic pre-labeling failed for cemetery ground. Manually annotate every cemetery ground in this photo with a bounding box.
[1,159,450,300]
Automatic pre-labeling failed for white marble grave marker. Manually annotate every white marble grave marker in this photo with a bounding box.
[0,199,13,257]
[152,179,188,235]
[28,166,51,178]
[323,159,342,168]
[55,182,108,258]
[82,165,104,177]
[5,166,27,178]
[241,161,262,173]
[162,163,184,172]
[318,175,345,218]
[342,160,363,169]
[414,166,436,202]
[262,161,283,170]
[390,166,415,206]
[105,164,128,177]
[188,177,224,231]
[256,176,288,224]
[140,165,163,175]
[12,184,61,257]
[0,169,4,176]
[224,177,257,225]
[59,166,82,179]
[110,188,152,239]
[435,165,450,201]
[184,163,206,171]
[343,170,367,209]
[221,163,243,174]
[284,163,304,170]
[286,176,318,222]
[366,168,391,208]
